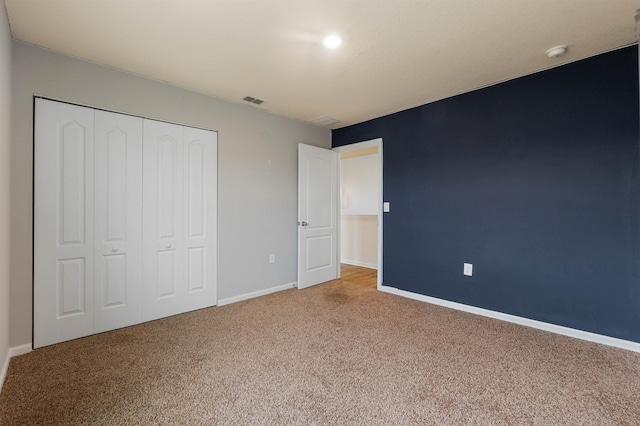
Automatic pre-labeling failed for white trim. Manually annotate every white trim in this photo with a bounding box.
[333,138,383,289]
[336,148,341,281]
[379,285,640,353]
[0,344,32,393]
[217,282,296,307]
[9,344,32,358]
[341,259,378,270]
[341,214,378,219]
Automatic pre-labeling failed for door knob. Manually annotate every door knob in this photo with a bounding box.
[111,248,119,253]
[166,244,172,249]
[300,221,308,227]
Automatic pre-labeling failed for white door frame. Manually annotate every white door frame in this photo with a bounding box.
[333,138,383,288]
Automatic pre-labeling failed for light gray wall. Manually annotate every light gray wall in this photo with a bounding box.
[0,6,12,382]
[11,42,330,347]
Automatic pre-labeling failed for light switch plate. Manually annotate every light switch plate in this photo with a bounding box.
[464,263,473,276]
[383,202,390,212]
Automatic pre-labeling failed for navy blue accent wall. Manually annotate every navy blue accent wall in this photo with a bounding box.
[333,46,640,342]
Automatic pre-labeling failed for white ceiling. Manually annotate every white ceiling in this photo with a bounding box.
[4,0,640,129]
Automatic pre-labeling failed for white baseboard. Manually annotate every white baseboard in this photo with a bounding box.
[341,259,378,270]
[9,344,32,358]
[217,282,297,307]
[0,349,8,394]
[1,343,32,394]
[379,285,640,353]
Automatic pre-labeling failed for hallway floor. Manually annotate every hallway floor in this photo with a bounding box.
[340,263,377,288]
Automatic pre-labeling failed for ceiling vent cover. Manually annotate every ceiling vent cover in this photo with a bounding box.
[309,116,341,127]
[243,96,264,105]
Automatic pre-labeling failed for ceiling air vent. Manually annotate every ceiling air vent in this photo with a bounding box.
[309,115,341,127]
[243,96,264,105]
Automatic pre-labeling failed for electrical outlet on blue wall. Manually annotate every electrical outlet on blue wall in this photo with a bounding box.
[464,263,473,276]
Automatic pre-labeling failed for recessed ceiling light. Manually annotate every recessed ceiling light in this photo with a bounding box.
[323,35,342,49]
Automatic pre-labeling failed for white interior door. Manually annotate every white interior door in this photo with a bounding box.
[298,143,338,289]
[93,110,143,332]
[34,99,95,348]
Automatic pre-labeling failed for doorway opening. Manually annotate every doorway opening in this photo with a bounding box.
[333,138,383,289]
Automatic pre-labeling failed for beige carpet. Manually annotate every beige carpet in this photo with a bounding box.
[1,279,640,425]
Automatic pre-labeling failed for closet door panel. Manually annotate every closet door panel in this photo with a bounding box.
[57,258,86,315]
[187,247,205,292]
[183,126,217,309]
[158,137,180,240]
[94,110,143,332]
[143,119,184,321]
[34,99,95,348]
[157,250,177,297]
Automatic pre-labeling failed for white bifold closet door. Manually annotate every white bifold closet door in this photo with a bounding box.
[93,110,143,333]
[34,99,96,348]
[34,98,217,348]
[142,119,217,322]
[34,100,145,347]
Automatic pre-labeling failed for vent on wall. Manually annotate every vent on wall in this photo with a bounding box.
[309,115,341,127]
[243,96,264,105]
